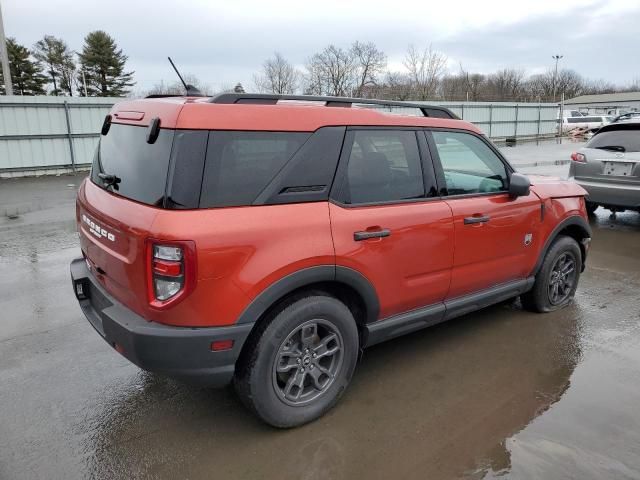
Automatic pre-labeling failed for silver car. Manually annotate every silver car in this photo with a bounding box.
[569,122,640,214]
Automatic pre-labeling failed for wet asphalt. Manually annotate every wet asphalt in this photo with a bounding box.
[1,163,639,479]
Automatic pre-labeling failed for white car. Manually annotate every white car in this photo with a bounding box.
[561,115,613,133]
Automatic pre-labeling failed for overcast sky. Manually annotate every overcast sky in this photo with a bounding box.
[3,0,639,93]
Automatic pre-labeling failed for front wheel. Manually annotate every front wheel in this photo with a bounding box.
[521,236,582,313]
[234,294,359,428]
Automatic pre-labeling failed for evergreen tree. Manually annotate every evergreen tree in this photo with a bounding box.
[0,38,46,95]
[77,31,134,97]
[32,35,76,95]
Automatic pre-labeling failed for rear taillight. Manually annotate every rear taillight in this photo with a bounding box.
[147,240,196,308]
[571,152,586,163]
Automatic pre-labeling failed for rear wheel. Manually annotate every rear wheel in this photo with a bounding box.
[234,294,359,428]
[585,201,598,216]
[521,236,582,313]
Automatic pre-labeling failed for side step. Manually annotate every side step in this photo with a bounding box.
[364,277,534,347]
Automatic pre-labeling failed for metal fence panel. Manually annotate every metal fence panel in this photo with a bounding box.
[0,96,118,173]
[1,97,559,175]
[423,101,558,139]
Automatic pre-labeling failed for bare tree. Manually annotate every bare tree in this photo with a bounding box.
[305,45,356,96]
[487,68,525,101]
[556,70,586,99]
[303,58,327,95]
[440,72,466,101]
[625,77,640,92]
[403,44,447,100]
[253,52,299,94]
[351,41,386,97]
[146,74,212,96]
[525,69,587,101]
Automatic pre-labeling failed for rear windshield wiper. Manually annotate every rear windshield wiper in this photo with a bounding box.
[98,172,121,190]
[594,145,626,152]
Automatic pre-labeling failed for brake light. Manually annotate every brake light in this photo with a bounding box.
[571,152,586,163]
[146,240,196,308]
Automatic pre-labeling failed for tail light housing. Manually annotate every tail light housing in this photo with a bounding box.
[146,239,196,309]
[571,152,586,163]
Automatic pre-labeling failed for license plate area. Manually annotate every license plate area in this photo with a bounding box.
[602,161,633,176]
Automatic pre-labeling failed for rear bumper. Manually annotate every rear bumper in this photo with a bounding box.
[574,178,640,209]
[70,257,253,387]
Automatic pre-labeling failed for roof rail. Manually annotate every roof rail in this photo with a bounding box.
[210,93,459,119]
[145,85,204,99]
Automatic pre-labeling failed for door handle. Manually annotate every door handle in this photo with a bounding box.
[463,215,491,225]
[354,229,391,241]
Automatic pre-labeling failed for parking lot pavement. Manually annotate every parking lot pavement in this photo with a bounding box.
[1,157,639,479]
[499,138,587,179]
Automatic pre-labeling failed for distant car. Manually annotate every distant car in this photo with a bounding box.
[569,122,640,214]
[560,110,586,119]
[561,115,613,133]
[611,112,640,124]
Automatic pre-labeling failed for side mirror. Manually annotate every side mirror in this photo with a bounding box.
[509,172,530,198]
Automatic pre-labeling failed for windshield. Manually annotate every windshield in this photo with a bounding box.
[91,124,175,206]
[587,127,640,153]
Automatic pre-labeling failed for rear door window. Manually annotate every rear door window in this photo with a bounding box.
[339,130,426,204]
[200,131,310,208]
[91,124,174,206]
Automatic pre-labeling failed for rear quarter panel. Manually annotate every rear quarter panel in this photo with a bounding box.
[148,202,334,327]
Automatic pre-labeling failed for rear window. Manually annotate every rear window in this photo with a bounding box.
[588,126,640,152]
[200,131,310,207]
[91,124,174,206]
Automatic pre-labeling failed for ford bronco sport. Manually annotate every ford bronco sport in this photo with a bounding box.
[71,93,591,427]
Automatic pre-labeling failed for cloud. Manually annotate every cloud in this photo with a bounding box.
[3,0,639,91]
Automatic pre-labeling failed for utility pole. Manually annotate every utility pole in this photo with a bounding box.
[72,50,88,97]
[81,69,88,97]
[552,54,563,102]
[0,0,13,95]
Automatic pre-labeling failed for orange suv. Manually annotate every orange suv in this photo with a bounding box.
[71,94,591,427]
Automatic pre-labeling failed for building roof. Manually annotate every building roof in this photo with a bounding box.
[565,92,640,105]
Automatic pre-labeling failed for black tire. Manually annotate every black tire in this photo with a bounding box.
[234,293,359,428]
[585,201,598,216]
[521,236,582,313]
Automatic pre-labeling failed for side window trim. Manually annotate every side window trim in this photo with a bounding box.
[329,130,356,203]
[329,128,436,207]
[415,129,440,199]
[253,126,347,205]
[424,128,514,199]
[422,129,448,196]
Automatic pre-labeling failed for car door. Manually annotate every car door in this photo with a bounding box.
[329,128,454,320]
[425,129,541,299]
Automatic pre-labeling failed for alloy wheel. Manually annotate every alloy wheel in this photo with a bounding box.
[272,319,344,406]
[548,252,577,305]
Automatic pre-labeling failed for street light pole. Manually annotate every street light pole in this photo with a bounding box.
[0,0,13,95]
[71,50,88,97]
[552,54,563,102]
[81,69,87,97]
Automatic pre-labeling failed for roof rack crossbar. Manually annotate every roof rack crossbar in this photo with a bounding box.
[210,93,458,119]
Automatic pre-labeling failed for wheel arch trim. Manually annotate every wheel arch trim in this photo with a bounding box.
[533,215,592,276]
[235,265,380,325]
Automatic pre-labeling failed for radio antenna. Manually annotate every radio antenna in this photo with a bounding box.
[167,57,203,96]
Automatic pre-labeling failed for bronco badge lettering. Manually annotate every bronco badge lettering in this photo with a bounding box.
[82,214,115,242]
